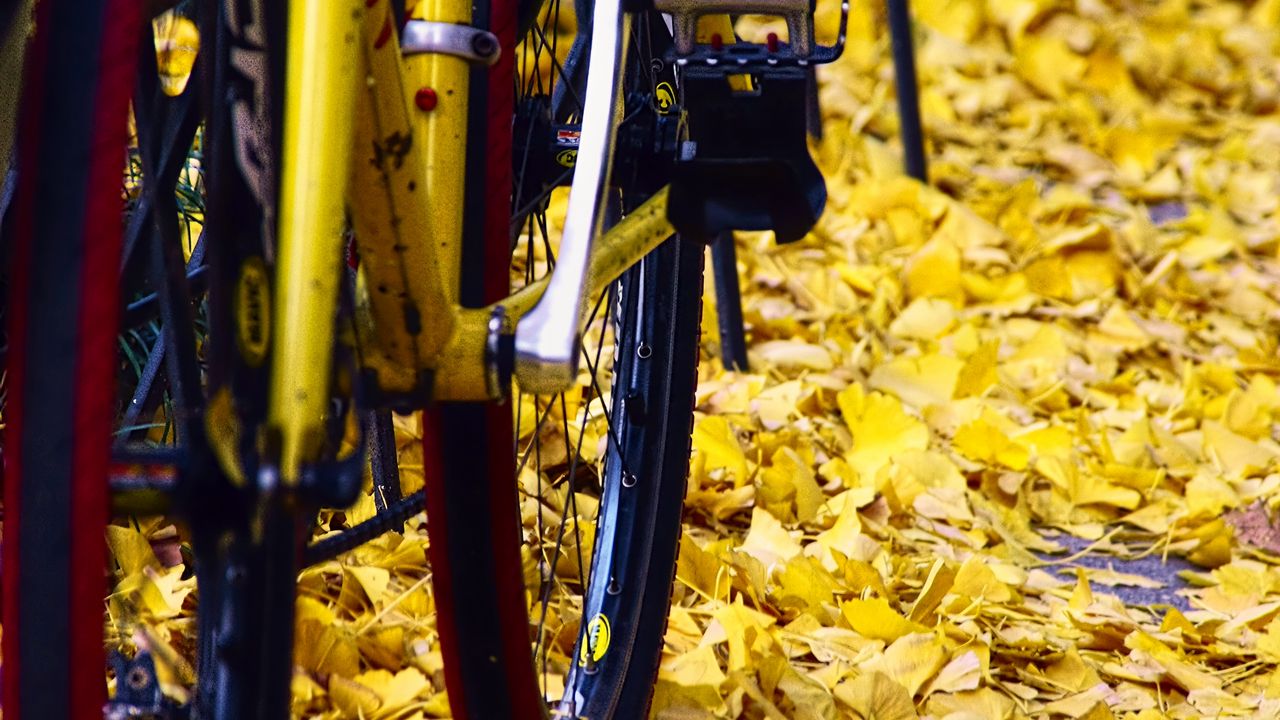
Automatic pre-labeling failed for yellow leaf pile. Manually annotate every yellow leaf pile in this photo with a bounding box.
[95,1,1280,718]
[677,0,1280,716]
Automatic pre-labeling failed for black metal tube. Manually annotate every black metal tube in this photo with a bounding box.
[887,0,928,182]
[366,409,403,510]
[123,254,208,327]
[805,68,822,140]
[117,333,166,445]
[711,233,749,372]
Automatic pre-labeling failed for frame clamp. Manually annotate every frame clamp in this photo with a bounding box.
[486,306,515,401]
[402,20,502,65]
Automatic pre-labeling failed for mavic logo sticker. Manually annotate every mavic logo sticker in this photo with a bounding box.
[235,257,270,366]
[578,613,611,667]
[556,149,578,168]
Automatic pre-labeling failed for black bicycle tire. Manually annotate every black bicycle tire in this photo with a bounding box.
[2,1,143,718]
[419,0,544,713]
[425,236,705,720]
[423,3,706,713]
[558,231,705,718]
[5,3,306,718]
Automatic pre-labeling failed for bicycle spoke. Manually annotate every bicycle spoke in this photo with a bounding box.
[128,17,205,443]
[508,3,692,701]
[121,236,207,330]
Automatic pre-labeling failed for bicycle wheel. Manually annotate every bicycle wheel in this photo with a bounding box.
[4,2,321,717]
[3,0,144,717]
[423,2,706,716]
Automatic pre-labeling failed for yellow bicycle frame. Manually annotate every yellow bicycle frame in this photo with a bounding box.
[270,0,363,483]
[270,0,683,483]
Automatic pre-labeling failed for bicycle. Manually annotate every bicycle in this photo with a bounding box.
[1,0,847,717]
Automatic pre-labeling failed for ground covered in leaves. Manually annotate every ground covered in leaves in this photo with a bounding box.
[103,1,1280,718]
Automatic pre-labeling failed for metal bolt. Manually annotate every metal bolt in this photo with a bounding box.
[127,667,150,690]
[471,32,498,58]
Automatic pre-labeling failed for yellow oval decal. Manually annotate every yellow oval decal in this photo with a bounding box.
[654,81,676,114]
[578,613,611,666]
[235,257,270,366]
[556,148,578,168]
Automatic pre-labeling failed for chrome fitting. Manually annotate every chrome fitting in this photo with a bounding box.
[485,306,515,401]
[402,21,502,65]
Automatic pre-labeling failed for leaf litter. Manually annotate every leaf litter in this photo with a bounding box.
[93,1,1280,718]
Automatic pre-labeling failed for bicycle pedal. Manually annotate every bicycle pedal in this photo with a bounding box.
[654,0,850,67]
[657,1,849,243]
[667,66,825,244]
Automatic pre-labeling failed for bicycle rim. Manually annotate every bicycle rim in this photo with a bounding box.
[3,3,312,718]
[424,2,706,716]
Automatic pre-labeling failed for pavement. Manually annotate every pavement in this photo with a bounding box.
[1037,533,1196,613]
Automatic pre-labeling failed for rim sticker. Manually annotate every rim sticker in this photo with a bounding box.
[655,81,676,114]
[556,149,578,168]
[578,613,611,666]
